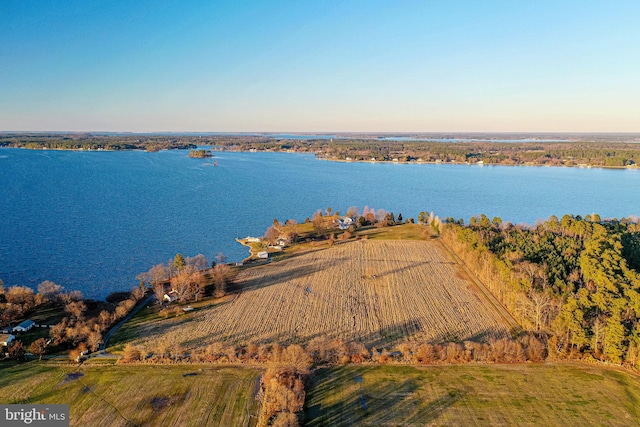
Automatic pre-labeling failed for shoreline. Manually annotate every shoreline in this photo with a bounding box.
[225,148,639,171]
[2,145,639,170]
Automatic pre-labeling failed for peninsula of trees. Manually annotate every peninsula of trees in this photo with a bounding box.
[0,133,199,151]
[215,137,640,167]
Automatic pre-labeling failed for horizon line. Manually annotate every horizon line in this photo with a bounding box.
[2,130,640,135]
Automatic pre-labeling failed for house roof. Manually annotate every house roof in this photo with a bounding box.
[164,291,178,300]
[0,333,15,343]
[16,319,35,328]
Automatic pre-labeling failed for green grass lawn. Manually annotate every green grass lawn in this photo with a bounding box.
[0,361,261,427]
[13,326,51,349]
[305,363,640,426]
[357,223,432,240]
[271,223,431,262]
[5,360,639,426]
[105,303,183,352]
[28,302,67,326]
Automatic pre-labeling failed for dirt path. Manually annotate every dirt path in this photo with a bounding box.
[434,238,521,333]
[99,294,156,352]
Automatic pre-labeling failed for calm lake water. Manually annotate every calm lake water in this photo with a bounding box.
[1,148,639,299]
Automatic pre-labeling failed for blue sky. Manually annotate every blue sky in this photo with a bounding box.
[1,1,639,132]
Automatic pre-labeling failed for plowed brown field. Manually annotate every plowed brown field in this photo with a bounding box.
[137,240,515,350]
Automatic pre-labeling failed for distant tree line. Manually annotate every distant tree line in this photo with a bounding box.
[0,134,200,151]
[6,134,640,167]
[211,137,640,167]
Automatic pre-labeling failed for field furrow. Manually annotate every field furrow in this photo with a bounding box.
[136,239,513,350]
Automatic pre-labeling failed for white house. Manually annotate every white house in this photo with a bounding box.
[0,333,15,347]
[257,251,269,259]
[13,319,35,333]
[163,290,179,303]
[335,216,356,230]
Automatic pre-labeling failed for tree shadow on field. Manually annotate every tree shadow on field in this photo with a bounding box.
[352,319,426,350]
[360,258,456,281]
[235,259,346,293]
[273,245,331,261]
[354,320,506,351]
[203,315,507,350]
[306,366,465,426]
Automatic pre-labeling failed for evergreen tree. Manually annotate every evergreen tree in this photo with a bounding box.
[173,253,186,272]
[604,313,626,363]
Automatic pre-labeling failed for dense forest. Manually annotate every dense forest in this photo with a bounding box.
[440,214,640,367]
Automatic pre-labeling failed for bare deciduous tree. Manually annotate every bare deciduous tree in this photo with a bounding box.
[281,344,312,373]
[37,281,65,301]
[346,206,360,218]
[6,286,37,312]
[212,264,235,297]
[518,290,557,332]
[65,300,87,320]
[170,270,205,302]
[130,287,144,302]
[312,210,325,235]
[8,341,25,360]
[98,310,113,330]
[153,282,167,304]
[186,254,208,271]
[264,226,280,245]
[87,330,102,352]
[29,338,48,360]
[122,343,141,362]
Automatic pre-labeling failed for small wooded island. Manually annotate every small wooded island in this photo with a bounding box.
[188,149,213,158]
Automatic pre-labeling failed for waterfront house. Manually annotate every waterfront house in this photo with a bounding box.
[13,319,35,333]
[0,333,15,347]
[163,291,179,303]
[335,216,356,230]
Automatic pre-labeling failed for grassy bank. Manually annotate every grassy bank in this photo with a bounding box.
[305,363,640,426]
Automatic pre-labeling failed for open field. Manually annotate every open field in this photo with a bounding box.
[129,238,516,351]
[357,223,433,240]
[0,361,261,427]
[305,363,640,426]
[3,360,640,426]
